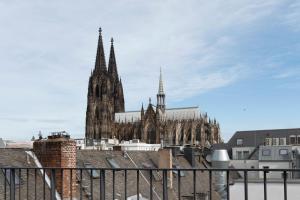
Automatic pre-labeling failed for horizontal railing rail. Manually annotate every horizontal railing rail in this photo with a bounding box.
[1,167,300,200]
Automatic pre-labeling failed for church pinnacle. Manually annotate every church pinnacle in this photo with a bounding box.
[94,27,107,72]
[157,68,166,111]
[158,67,164,94]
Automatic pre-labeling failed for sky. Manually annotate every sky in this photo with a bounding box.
[0,0,299,141]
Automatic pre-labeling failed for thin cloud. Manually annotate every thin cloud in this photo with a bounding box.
[0,0,299,140]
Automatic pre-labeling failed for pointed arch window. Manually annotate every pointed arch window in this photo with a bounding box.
[95,107,100,119]
[95,85,100,97]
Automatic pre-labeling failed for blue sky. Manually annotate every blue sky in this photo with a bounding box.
[0,0,299,141]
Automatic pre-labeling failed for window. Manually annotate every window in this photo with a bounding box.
[1,169,21,186]
[290,135,296,145]
[243,151,250,159]
[262,149,271,156]
[279,149,288,155]
[106,157,120,169]
[236,139,243,146]
[237,151,243,159]
[279,138,286,145]
[272,138,279,146]
[265,138,272,146]
[297,136,300,145]
[84,162,100,178]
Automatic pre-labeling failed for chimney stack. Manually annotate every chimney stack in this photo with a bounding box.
[158,148,173,189]
[33,132,76,199]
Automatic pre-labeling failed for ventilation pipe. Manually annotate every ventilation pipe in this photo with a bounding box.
[211,149,230,200]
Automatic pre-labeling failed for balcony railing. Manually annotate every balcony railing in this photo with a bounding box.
[0,167,299,200]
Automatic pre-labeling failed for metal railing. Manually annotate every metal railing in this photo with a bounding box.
[1,167,299,200]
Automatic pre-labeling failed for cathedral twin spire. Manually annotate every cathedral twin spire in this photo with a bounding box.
[94,28,119,81]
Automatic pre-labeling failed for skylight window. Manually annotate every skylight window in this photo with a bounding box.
[84,162,100,178]
[1,169,21,186]
[106,157,120,169]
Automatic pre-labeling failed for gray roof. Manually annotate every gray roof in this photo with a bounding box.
[115,106,201,123]
[0,148,221,200]
[227,128,300,148]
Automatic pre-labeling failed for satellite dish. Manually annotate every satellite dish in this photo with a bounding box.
[206,154,212,162]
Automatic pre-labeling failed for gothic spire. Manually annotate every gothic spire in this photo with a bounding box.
[94,28,107,72]
[108,37,119,81]
[157,68,166,111]
[158,67,164,94]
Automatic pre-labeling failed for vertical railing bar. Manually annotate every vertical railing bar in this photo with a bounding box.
[4,169,7,200]
[137,170,140,200]
[113,170,115,200]
[70,169,73,200]
[80,169,83,200]
[43,168,46,200]
[10,168,15,200]
[124,169,127,200]
[26,168,29,200]
[163,170,168,200]
[34,168,37,200]
[51,168,56,200]
[178,169,181,200]
[283,171,287,200]
[264,171,267,200]
[150,170,153,200]
[100,169,105,200]
[61,169,64,199]
[90,169,93,200]
[193,169,196,200]
[226,170,230,200]
[209,170,212,200]
[18,168,21,200]
[244,170,248,200]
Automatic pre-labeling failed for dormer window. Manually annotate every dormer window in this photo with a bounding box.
[237,139,243,146]
[290,135,296,145]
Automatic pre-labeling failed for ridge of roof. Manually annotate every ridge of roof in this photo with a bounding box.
[235,128,300,133]
[115,106,199,114]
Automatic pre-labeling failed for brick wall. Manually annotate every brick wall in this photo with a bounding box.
[33,136,76,199]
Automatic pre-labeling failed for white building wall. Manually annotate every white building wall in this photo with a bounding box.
[230,182,300,200]
[232,147,255,160]
[230,160,259,179]
[258,161,291,179]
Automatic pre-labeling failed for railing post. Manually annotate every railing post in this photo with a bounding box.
[124,169,127,200]
[163,169,168,200]
[178,169,181,200]
[80,169,83,200]
[209,170,212,200]
[10,168,15,200]
[226,170,230,200]
[137,170,140,200]
[244,170,248,200]
[51,168,56,200]
[283,171,287,200]
[112,170,115,200]
[193,169,196,200]
[100,169,105,200]
[264,171,267,200]
[150,170,153,200]
[90,169,93,200]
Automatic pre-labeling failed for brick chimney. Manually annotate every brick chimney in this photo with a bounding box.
[158,148,173,189]
[33,133,76,199]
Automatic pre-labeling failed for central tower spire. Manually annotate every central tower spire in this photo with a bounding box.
[157,67,166,112]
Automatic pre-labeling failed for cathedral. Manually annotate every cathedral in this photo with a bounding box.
[85,29,221,146]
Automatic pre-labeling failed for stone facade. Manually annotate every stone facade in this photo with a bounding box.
[85,28,124,139]
[33,134,76,199]
[85,29,221,146]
